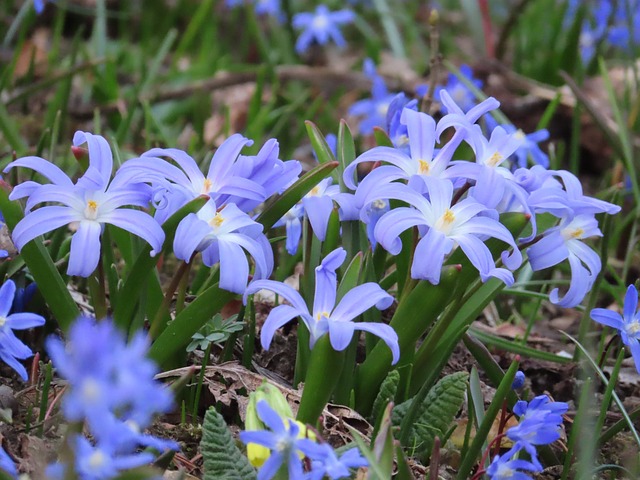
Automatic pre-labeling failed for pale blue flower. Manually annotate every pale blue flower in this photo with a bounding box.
[300,442,368,480]
[173,200,273,294]
[293,5,355,54]
[118,134,264,223]
[373,178,522,285]
[527,214,602,307]
[0,280,45,381]
[417,64,483,114]
[348,59,397,135]
[7,132,164,277]
[591,284,640,373]
[487,445,540,480]
[244,248,399,362]
[240,401,322,480]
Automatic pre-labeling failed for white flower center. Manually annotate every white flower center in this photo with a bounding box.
[312,14,328,30]
[81,378,101,404]
[626,321,640,336]
[371,199,387,211]
[84,200,99,220]
[377,102,390,117]
[0,317,6,327]
[88,450,106,470]
[434,209,456,235]
[561,227,584,241]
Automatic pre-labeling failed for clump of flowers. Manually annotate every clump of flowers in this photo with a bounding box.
[45,316,177,479]
[240,398,367,479]
[482,393,568,480]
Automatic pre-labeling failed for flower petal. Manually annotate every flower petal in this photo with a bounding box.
[624,285,639,324]
[103,209,165,255]
[7,312,45,330]
[244,280,308,313]
[331,283,393,322]
[0,281,16,318]
[590,308,625,331]
[67,221,102,277]
[12,206,79,251]
[354,322,400,364]
[261,304,301,350]
[218,239,250,294]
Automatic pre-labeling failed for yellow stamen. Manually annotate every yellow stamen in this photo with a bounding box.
[0,317,5,327]
[442,209,455,224]
[309,186,320,196]
[315,311,330,321]
[202,178,213,193]
[210,213,225,228]
[487,152,503,167]
[84,200,99,220]
[418,160,430,174]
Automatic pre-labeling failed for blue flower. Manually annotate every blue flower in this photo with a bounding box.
[33,0,54,13]
[0,446,16,478]
[46,316,174,433]
[487,445,540,480]
[302,178,358,242]
[240,401,321,480]
[501,125,550,169]
[244,247,399,362]
[173,200,273,294]
[508,395,568,447]
[385,94,418,152]
[373,178,521,285]
[591,284,640,373]
[300,442,368,480]
[527,214,602,307]
[273,204,304,255]
[0,280,45,381]
[7,132,164,277]
[348,59,397,135]
[417,64,483,114]
[292,5,355,54]
[511,371,525,390]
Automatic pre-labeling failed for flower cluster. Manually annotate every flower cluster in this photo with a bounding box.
[45,316,177,479]
[569,0,640,64]
[488,395,568,480]
[340,89,619,306]
[0,280,45,381]
[240,400,367,480]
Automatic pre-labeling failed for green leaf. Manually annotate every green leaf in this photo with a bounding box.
[355,266,461,415]
[149,283,234,366]
[371,369,400,426]
[336,119,356,191]
[201,407,256,480]
[0,186,80,331]
[393,372,468,456]
[256,160,339,230]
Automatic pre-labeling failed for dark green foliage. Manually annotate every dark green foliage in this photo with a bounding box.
[201,407,256,480]
[392,372,468,456]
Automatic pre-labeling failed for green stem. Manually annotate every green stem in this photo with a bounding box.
[148,260,191,340]
[455,359,520,480]
[296,336,345,426]
[88,253,108,320]
[192,342,212,424]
